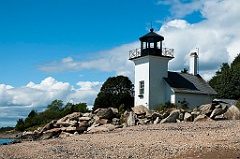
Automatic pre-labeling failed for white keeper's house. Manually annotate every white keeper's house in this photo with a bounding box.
[129,28,217,110]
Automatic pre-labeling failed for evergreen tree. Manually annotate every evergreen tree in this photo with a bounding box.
[209,54,240,99]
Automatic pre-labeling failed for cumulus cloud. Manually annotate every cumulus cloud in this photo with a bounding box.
[0,77,102,127]
[156,0,203,18]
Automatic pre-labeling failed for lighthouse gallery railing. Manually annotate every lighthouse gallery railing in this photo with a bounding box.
[129,48,174,59]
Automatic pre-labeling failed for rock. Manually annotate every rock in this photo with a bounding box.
[151,112,164,120]
[94,108,114,119]
[41,128,62,139]
[179,109,186,121]
[160,109,180,124]
[104,123,117,131]
[82,112,91,117]
[95,119,109,125]
[194,114,213,122]
[79,120,89,127]
[112,118,120,125]
[210,104,229,119]
[109,107,119,115]
[126,111,136,126]
[184,112,193,122]
[191,111,200,119]
[40,120,57,133]
[59,132,73,138]
[87,125,109,134]
[87,123,100,132]
[57,112,81,123]
[44,128,62,133]
[222,105,240,120]
[10,139,21,144]
[56,122,72,128]
[65,126,77,132]
[132,105,150,116]
[76,126,88,132]
[153,117,160,124]
[79,116,91,121]
[197,104,215,116]
[22,131,33,136]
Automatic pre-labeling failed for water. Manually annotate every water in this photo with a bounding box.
[0,138,13,145]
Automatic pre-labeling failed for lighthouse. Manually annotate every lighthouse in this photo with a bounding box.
[129,28,174,109]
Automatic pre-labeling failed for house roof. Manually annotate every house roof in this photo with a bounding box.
[164,71,217,95]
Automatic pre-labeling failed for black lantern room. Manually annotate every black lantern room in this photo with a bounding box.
[139,28,164,57]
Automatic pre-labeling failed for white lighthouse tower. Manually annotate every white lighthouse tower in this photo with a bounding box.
[129,28,174,109]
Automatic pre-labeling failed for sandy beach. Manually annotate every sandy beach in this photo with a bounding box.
[0,120,239,159]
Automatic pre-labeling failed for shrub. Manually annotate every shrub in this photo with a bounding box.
[155,101,176,112]
[236,98,240,111]
[179,101,189,110]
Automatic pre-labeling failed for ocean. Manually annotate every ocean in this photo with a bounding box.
[0,138,13,145]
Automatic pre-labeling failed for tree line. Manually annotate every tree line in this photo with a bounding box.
[15,100,89,131]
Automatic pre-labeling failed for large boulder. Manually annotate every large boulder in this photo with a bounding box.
[40,120,57,133]
[194,114,213,122]
[183,112,193,122]
[57,112,81,123]
[41,128,62,140]
[126,111,136,126]
[132,105,150,117]
[222,105,240,120]
[151,112,164,120]
[94,108,114,119]
[196,104,215,116]
[210,104,229,119]
[160,109,180,124]
[87,125,109,134]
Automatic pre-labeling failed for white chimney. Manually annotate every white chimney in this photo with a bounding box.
[189,52,198,75]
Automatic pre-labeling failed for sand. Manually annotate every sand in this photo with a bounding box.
[0,120,239,159]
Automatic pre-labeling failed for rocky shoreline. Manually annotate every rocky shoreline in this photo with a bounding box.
[0,132,18,139]
[1,100,239,158]
[13,100,240,142]
[0,120,239,158]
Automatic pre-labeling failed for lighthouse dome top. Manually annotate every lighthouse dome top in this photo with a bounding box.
[139,28,164,42]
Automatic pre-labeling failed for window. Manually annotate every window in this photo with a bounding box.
[139,81,144,97]
[150,42,154,48]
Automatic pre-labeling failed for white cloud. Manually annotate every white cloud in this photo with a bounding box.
[157,0,240,80]
[38,42,138,81]
[0,77,102,127]
[157,0,203,18]
[77,81,102,91]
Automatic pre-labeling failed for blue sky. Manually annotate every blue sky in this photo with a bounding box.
[1,0,240,127]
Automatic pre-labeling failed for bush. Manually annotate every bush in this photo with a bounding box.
[155,101,176,112]
[236,99,240,111]
[179,101,189,110]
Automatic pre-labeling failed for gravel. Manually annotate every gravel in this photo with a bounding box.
[0,120,239,159]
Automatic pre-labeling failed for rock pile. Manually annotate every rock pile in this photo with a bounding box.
[19,100,240,141]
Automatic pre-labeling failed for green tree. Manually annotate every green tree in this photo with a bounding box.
[93,75,134,111]
[209,54,240,99]
[24,110,38,128]
[15,118,25,131]
[47,99,64,111]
